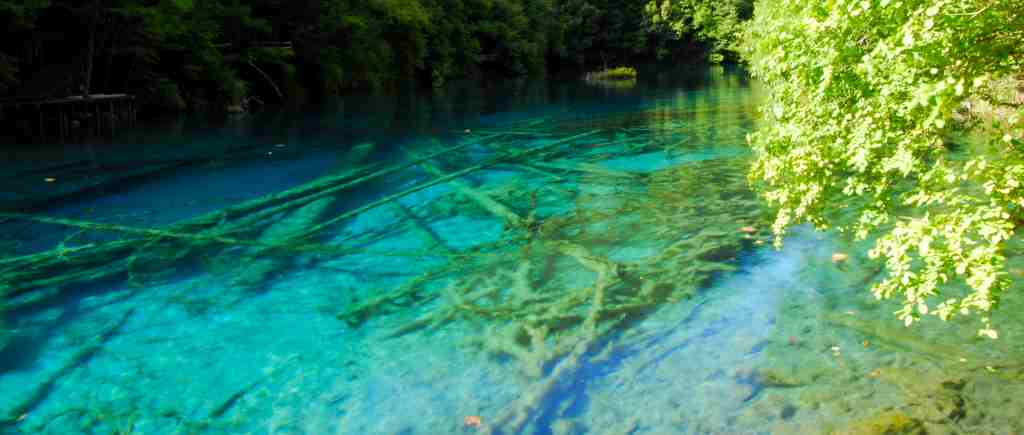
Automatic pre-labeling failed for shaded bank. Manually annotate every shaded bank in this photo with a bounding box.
[0,0,749,119]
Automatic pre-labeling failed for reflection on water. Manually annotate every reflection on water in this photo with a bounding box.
[2,66,1024,434]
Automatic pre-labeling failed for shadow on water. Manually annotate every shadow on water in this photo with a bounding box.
[2,276,140,374]
[525,239,798,433]
[530,298,713,434]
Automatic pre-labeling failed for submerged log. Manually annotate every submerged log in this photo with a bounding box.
[0,138,493,299]
[482,264,614,435]
[0,309,135,428]
[823,313,967,363]
[297,130,600,238]
[393,202,452,253]
[231,196,337,290]
[0,314,8,357]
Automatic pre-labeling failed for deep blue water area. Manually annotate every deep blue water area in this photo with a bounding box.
[3,66,1024,435]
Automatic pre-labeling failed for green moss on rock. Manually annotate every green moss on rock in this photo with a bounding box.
[833,412,926,435]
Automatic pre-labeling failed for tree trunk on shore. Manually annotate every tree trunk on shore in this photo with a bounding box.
[83,0,100,96]
[1016,73,1024,105]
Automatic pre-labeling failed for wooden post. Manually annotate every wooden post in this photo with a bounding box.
[37,105,43,142]
[70,101,77,141]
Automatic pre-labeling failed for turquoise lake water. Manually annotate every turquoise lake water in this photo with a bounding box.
[3,67,1024,434]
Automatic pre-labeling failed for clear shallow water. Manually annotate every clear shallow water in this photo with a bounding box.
[3,67,1024,435]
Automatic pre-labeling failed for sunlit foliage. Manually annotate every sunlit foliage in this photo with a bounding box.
[645,0,751,62]
[743,0,1024,335]
[584,66,638,81]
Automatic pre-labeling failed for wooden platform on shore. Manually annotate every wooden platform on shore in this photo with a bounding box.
[0,93,137,141]
[0,93,135,109]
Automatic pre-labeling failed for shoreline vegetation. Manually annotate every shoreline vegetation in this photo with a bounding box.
[582,66,638,82]
[742,0,1024,337]
[0,0,747,121]
[582,66,638,90]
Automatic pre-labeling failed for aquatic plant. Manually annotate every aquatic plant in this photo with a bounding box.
[834,411,925,435]
[583,77,638,92]
[583,66,638,82]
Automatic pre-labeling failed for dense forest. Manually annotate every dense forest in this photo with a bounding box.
[0,0,750,112]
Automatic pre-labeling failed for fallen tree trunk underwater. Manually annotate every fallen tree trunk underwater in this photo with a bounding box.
[1,117,769,433]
